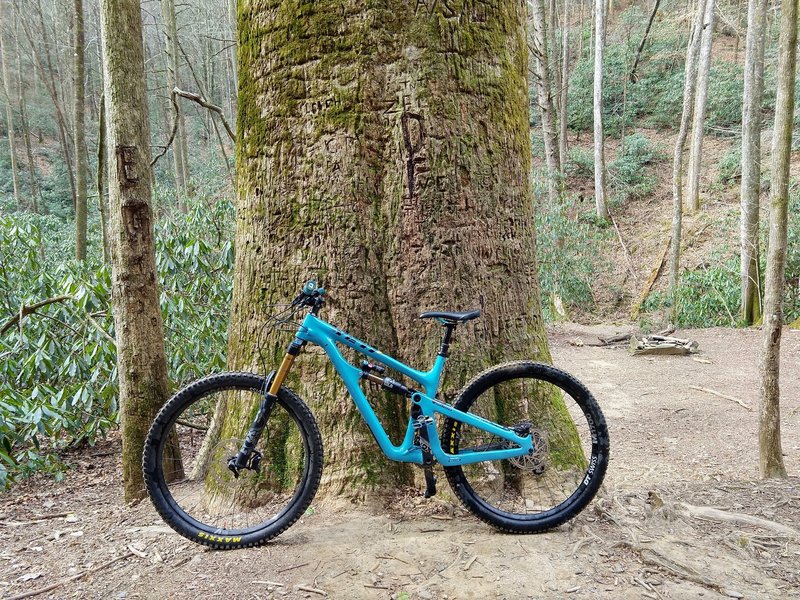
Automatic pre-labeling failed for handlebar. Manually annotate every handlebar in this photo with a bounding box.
[293,280,326,314]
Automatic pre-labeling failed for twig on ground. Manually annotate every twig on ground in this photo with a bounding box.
[688,386,752,411]
[297,584,327,596]
[6,551,134,600]
[278,562,309,573]
[0,513,71,527]
[440,544,464,573]
[251,580,284,587]
[376,555,410,564]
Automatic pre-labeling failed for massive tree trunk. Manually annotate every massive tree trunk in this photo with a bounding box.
[739,0,769,325]
[669,0,707,316]
[0,0,22,209]
[99,0,171,501]
[593,0,610,220]
[685,0,715,213]
[530,0,560,204]
[226,0,554,498]
[758,0,796,480]
[74,0,88,261]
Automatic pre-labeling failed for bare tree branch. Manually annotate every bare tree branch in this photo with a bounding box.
[1,295,73,336]
[172,88,235,142]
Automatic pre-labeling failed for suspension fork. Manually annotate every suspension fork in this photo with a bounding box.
[228,338,304,477]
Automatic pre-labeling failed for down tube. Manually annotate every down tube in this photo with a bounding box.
[314,335,424,464]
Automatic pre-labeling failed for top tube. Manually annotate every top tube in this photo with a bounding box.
[295,313,447,397]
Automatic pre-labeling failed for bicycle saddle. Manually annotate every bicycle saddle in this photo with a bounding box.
[419,309,481,323]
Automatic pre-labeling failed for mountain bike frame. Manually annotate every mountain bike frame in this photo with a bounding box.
[266,311,533,468]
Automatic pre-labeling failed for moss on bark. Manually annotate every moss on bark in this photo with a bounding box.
[226,0,556,498]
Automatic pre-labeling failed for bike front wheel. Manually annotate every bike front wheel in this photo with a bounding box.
[442,361,609,533]
[142,372,324,549]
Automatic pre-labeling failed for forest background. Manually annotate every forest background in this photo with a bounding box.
[0,0,798,491]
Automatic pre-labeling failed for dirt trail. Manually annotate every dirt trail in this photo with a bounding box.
[1,325,798,600]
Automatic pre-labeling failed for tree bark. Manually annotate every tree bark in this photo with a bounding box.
[739,0,769,325]
[14,7,40,214]
[593,0,610,220]
[74,0,88,261]
[685,0,716,212]
[99,0,171,501]
[31,0,77,210]
[547,0,562,161]
[629,0,662,83]
[758,0,796,480]
[227,0,555,498]
[530,0,560,204]
[161,0,191,197]
[558,0,569,172]
[97,93,110,263]
[0,0,22,209]
[669,0,707,316]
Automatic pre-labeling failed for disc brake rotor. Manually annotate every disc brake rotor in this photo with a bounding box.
[510,429,548,474]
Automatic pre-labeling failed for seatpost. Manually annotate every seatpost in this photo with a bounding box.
[438,323,456,357]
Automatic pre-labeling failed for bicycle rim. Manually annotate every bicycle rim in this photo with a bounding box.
[445,365,606,526]
[154,384,312,536]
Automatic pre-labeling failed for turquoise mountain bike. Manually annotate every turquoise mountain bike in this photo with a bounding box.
[143,282,609,549]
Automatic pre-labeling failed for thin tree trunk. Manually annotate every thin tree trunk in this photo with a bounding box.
[0,0,22,209]
[97,93,110,263]
[227,0,237,107]
[559,0,570,171]
[74,0,88,261]
[35,0,77,208]
[176,41,234,186]
[161,0,190,199]
[669,0,707,316]
[758,0,796,480]
[15,8,40,214]
[629,0,662,82]
[99,0,171,501]
[547,0,562,166]
[739,0,769,324]
[593,0,610,220]
[531,0,561,203]
[227,0,557,497]
[685,0,716,212]
[21,4,77,210]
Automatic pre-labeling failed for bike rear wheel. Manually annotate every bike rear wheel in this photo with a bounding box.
[442,361,609,533]
[142,372,323,549]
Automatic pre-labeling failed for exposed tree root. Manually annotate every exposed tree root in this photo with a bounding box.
[679,502,800,537]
